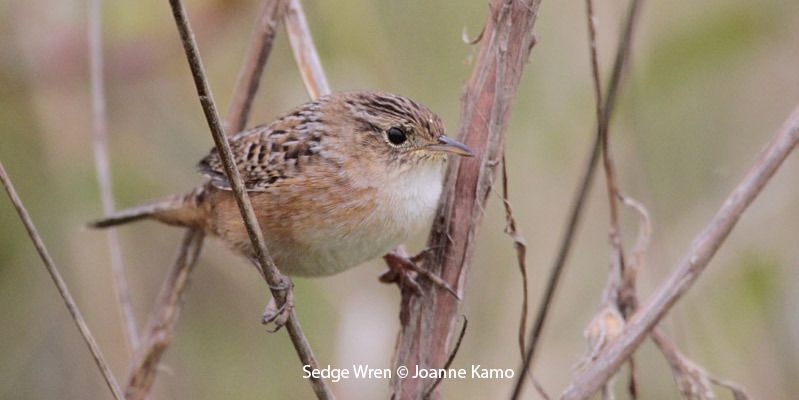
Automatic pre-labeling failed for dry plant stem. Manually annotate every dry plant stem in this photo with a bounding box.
[125,230,204,400]
[650,329,713,399]
[591,0,646,288]
[514,0,643,394]
[500,155,529,359]
[390,1,542,398]
[586,0,627,290]
[586,0,640,395]
[126,0,297,397]
[284,0,330,100]
[124,230,202,398]
[650,330,707,396]
[0,162,124,400]
[225,0,289,132]
[602,0,643,125]
[561,104,799,400]
[422,316,468,399]
[165,1,333,398]
[282,0,330,101]
[597,0,643,295]
[88,0,140,355]
[585,0,602,119]
[500,159,547,399]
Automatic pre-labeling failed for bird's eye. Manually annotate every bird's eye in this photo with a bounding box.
[386,127,407,145]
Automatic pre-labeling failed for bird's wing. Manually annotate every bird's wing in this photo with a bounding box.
[197,121,325,192]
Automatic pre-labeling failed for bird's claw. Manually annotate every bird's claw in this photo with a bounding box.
[261,280,294,332]
[380,248,460,300]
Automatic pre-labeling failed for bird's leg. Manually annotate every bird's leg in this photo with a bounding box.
[262,279,294,332]
[380,247,460,300]
[262,293,293,332]
[248,256,294,332]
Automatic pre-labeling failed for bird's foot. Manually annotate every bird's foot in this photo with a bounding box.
[261,278,294,332]
[379,248,460,300]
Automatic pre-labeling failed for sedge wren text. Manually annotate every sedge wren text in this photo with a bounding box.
[90,91,473,277]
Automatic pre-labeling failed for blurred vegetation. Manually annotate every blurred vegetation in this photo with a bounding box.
[1,0,798,399]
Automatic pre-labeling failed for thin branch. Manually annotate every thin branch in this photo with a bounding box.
[391,1,542,398]
[282,0,330,102]
[500,154,529,359]
[0,162,124,400]
[88,0,140,354]
[227,0,291,136]
[651,330,714,399]
[585,0,603,120]
[225,0,290,132]
[499,35,540,374]
[584,2,623,395]
[125,1,293,397]
[165,1,333,398]
[597,0,647,317]
[592,2,627,306]
[513,0,643,394]
[284,0,330,100]
[587,0,642,395]
[561,104,799,399]
[125,230,204,400]
[603,0,644,125]
[533,378,553,400]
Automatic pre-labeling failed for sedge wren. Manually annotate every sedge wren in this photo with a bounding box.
[90,91,473,278]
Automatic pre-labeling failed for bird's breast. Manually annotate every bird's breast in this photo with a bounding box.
[286,163,444,276]
[376,163,445,235]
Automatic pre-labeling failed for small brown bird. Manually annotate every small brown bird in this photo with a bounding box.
[90,91,473,277]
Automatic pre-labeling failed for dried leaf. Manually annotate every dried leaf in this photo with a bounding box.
[619,193,652,274]
[580,304,625,370]
[617,193,652,314]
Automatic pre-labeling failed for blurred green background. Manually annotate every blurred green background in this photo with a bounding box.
[1,0,798,398]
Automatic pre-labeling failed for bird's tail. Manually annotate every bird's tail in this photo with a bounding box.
[88,187,206,229]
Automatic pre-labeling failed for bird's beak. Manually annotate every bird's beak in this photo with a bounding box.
[425,135,475,157]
